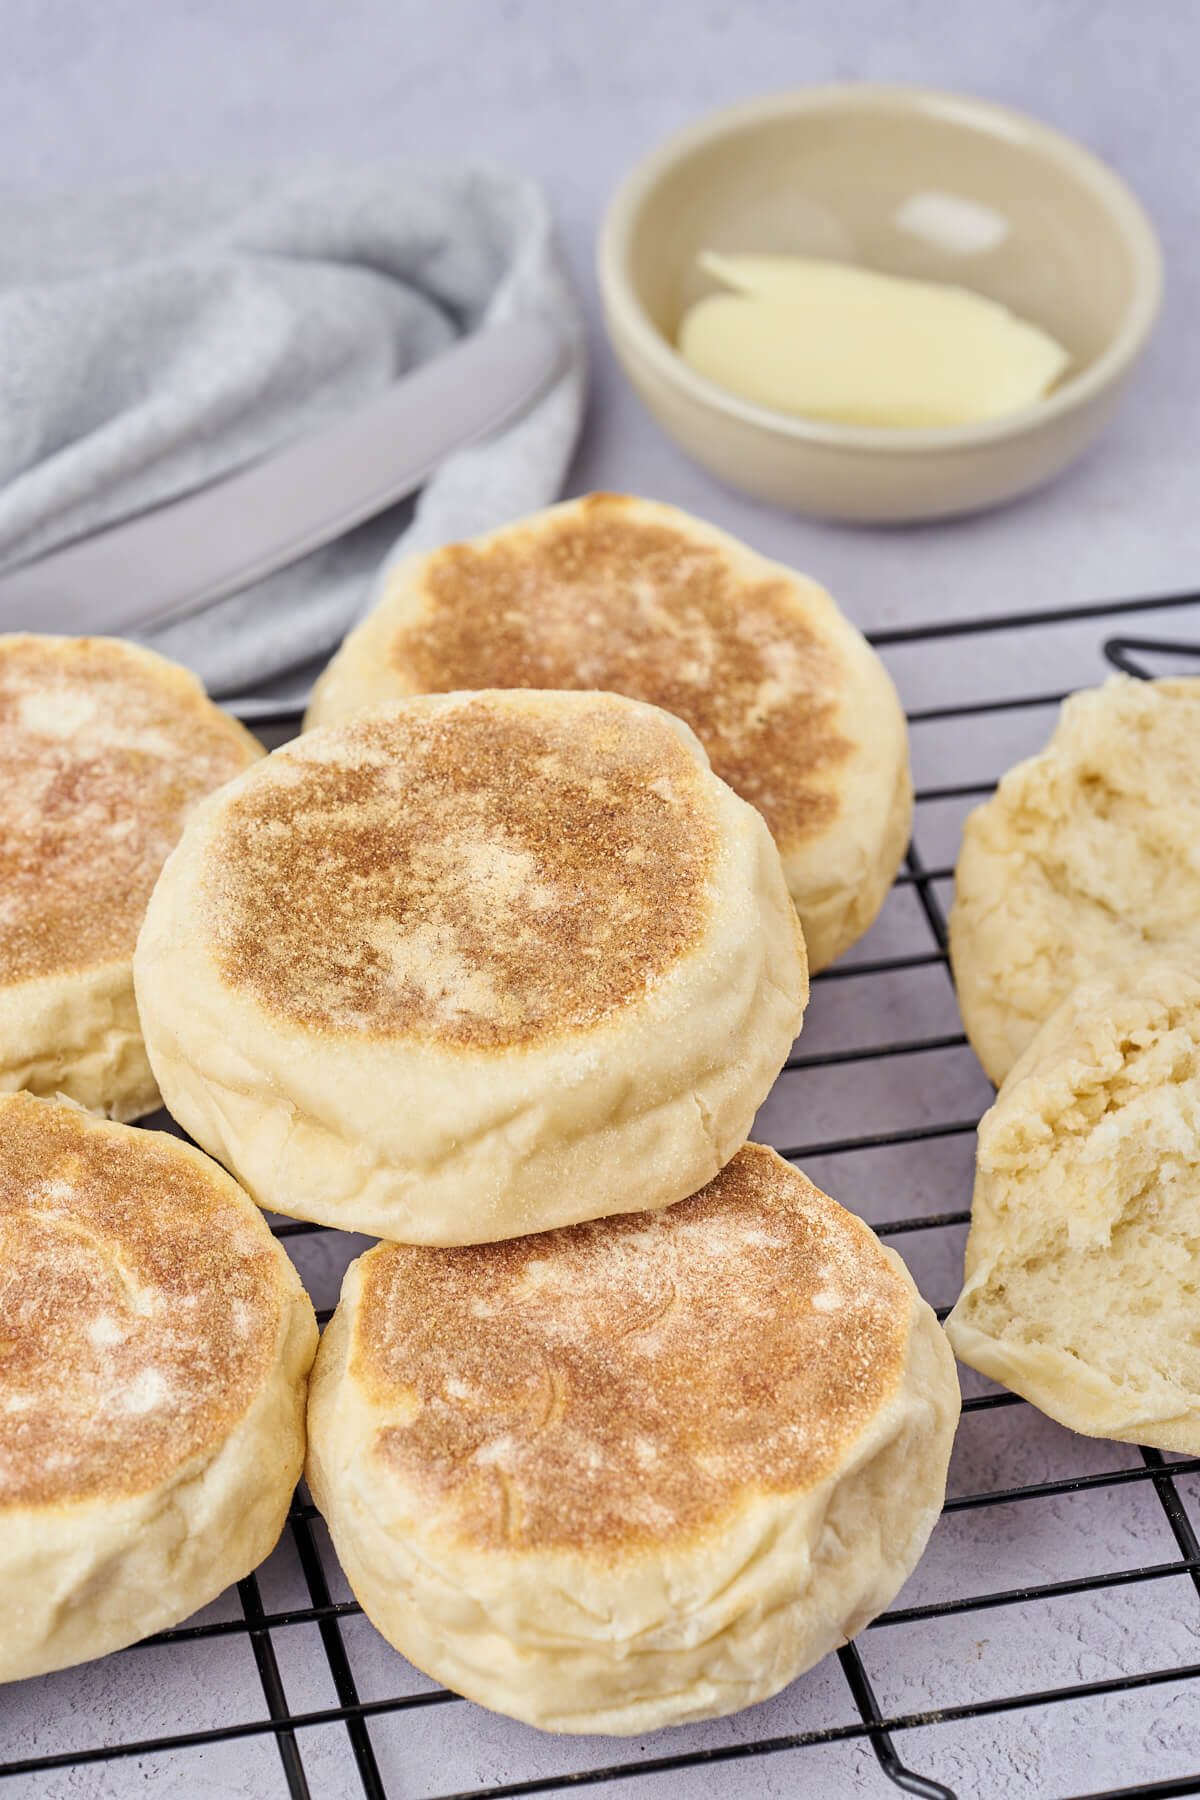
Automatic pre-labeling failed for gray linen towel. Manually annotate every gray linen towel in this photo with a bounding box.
[0,165,585,713]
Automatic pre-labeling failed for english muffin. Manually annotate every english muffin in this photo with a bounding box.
[0,635,261,1120]
[135,690,808,1243]
[306,494,911,970]
[947,958,1200,1453]
[306,1143,959,1734]
[950,675,1200,1083]
[0,1092,316,1681]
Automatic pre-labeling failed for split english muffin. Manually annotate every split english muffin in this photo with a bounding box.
[950,675,1200,1084]
[305,493,911,971]
[0,634,261,1120]
[0,1092,316,1681]
[946,958,1200,1453]
[306,1143,960,1734]
[135,689,808,1243]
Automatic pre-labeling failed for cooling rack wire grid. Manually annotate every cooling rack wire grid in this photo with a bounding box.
[4,589,1200,1800]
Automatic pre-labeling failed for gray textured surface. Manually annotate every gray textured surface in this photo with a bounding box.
[1,4,1198,1797]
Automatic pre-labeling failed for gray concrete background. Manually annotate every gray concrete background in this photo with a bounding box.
[2,7,1199,1798]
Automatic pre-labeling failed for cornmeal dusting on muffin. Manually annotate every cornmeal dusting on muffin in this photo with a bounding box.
[354,1144,909,1552]
[390,495,853,844]
[0,1094,278,1507]
[205,693,720,1048]
[0,637,258,984]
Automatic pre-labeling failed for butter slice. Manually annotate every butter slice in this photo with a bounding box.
[678,253,1070,429]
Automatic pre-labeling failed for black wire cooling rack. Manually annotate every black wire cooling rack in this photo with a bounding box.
[5,587,1200,1800]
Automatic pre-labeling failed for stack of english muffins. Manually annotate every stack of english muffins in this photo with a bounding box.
[0,496,960,1734]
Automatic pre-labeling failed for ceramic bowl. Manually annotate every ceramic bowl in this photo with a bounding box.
[597,85,1163,522]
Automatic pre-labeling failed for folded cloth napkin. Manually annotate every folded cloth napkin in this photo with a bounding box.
[0,165,585,714]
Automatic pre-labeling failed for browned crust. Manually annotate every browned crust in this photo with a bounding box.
[0,636,259,984]
[205,692,719,1048]
[0,1094,280,1509]
[352,1143,910,1555]
[384,495,853,848]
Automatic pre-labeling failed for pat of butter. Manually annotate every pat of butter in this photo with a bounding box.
[677,253,1070,429]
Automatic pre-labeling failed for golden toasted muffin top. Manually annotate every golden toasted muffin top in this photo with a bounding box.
[379,496,854,848]
[0,635,260,985]
[0,1094,281,1509]
[351,1143,910,1555]
[205,690,720,1050]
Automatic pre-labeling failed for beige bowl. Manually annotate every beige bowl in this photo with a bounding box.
[597,86,1163,522]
